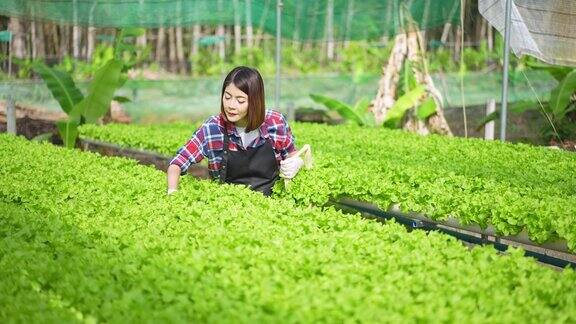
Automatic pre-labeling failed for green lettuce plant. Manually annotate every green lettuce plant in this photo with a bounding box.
[1,133,576,322]
[78,122,576,249]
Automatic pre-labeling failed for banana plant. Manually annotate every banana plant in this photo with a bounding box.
[382,60,437,129]
[310,86,434,129]
[476,62,576,141]
[382,85,427,128]
[32,28,144,148]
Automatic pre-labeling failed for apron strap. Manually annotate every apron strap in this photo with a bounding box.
[219,129,230,183]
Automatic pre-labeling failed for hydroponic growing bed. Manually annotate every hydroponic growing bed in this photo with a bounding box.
[1,134,576,322]
[79,122,576,252]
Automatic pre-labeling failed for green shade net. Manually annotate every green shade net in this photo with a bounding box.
[0,31,12,42]
[0,0,460,41]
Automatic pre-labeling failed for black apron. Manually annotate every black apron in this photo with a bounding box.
[217,129,279,196]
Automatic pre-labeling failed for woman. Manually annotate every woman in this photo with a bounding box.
[167,66,304,196]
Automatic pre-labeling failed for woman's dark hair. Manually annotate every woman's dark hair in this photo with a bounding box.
[220,66,265,132]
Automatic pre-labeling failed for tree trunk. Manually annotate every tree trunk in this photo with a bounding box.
[30,20,37,59]
[168,27,177,72]
[372,34,407,125]
[60,25,70,58]
[81,28,86,59]
[9,17,26,59]
[476,15,485,44]
[440,23,451,44]
[403,31,452,136]
[326,0,335,61]
[453,26,462,62]
[372,32,452,136]
[217,25,225,61]
[233,0,242,55]
[156,27,166,68]
[36,22,45,58]
[51,24,59,58]
[216,0,225,61]
[190,24,201,75]
[487,22,493,52]
[344,0,355,48]
[175,26,186,74]
[245,0,253,49]
[73,25,81,59]
[86,27,96,60]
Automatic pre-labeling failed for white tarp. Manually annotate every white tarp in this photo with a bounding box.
[479,0,576,66]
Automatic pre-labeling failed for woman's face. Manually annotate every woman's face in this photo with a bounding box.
[223,83,249,127]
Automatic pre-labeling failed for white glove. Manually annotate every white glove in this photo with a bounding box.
[279,155,304,179]
[167,188,178,195]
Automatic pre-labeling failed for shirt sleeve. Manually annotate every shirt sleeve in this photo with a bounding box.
[279,113,296,159]
[169,124,208,175]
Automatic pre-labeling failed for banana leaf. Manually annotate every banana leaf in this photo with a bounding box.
[398,60,417,96]
[79,59,123,123]
[352,98,374,126]
[549,70,576,120]
[526,61,573,82]
[352,98,370,115]
[32,62,84,115]
[113,96,131,103]
[416,97,437,120]
[56,119,79,149]
[310,94,364,126]
[383,85,425,128]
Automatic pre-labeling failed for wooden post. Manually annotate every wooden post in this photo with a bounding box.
[485,99,496,140]
[6,96,16,135]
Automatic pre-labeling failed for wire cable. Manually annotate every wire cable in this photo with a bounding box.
[520,69,563,145]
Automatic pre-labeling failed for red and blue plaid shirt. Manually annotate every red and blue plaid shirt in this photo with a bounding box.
[170,110,296,178]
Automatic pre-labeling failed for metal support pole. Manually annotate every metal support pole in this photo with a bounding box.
[500,0,513,142]
[275,0,282,110]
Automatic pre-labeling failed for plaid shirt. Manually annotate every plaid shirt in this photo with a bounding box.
[170,110,296,178]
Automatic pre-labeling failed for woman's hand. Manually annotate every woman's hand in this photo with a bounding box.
[279,155,304,179]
